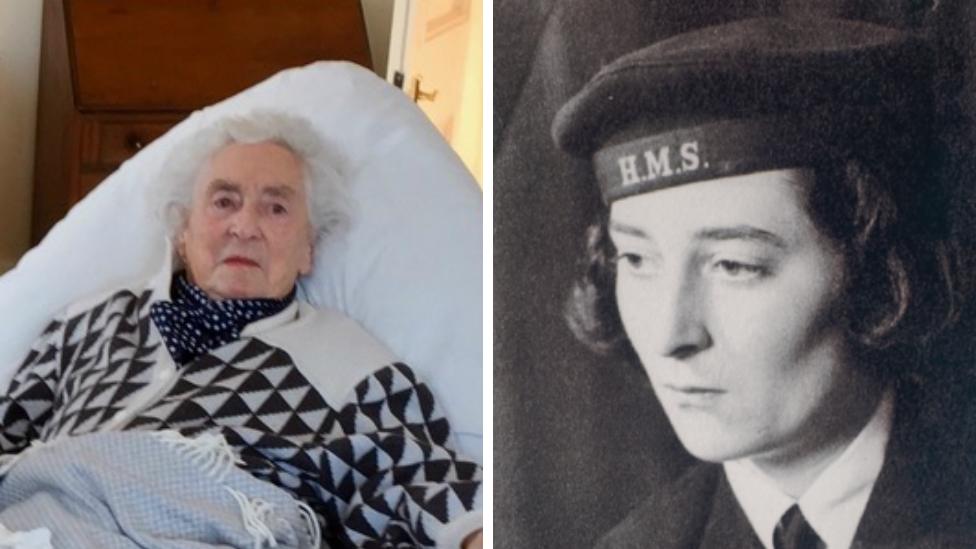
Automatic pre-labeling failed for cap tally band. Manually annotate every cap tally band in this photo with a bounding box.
[593,117,845,203]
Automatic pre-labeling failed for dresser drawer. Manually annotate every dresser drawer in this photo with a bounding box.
[66,0,372,110]
[78,115,184,171]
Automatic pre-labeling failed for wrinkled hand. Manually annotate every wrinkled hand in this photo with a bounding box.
[462,529,483,549]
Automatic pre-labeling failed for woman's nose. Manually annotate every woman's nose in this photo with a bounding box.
[228,207,261,239]
[650,274,712,359]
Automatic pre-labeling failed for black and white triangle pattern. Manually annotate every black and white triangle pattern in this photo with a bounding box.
[0,289,481,547]
[0,317,62,452]
[126,338,338,441]
[125,344,481,548]
[211,365,482,548]
[0,289,161,452]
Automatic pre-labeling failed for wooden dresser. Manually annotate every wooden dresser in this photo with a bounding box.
[32,0,372,243]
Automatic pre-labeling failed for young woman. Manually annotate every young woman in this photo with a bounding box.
[554,17,972,548]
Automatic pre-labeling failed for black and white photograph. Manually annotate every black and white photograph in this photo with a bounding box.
[496,2,976,548]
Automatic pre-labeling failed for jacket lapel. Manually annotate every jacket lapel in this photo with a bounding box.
[597,464,763,549]
[853,380,976,548]
[851,407,926,546]
[699,471,765,549]
[597,464,719,548]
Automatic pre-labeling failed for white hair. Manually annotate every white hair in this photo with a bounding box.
[154,110,350,245]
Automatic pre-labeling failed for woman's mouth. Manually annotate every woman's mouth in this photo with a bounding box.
[667,385,725,394]
[665,384,726,408]
[223,256,260,268]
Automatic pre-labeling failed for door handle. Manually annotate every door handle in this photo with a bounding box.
[411,76,439,103]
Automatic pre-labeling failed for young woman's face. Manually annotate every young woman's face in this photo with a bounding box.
[610,169,857,465]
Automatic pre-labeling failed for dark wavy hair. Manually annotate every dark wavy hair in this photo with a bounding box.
[565,150,962,382]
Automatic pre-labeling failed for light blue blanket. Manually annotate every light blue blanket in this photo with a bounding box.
[0,431,321,549]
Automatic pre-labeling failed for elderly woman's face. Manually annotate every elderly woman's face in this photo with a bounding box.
[610,169,859,466]
[180,141,312,300]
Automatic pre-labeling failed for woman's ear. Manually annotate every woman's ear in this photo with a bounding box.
[298,224,314,276]
[167,203,191,263]
[298,242,315,276]
[176,229,188,263]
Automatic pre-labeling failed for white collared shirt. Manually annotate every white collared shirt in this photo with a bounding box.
[724,390,894,549]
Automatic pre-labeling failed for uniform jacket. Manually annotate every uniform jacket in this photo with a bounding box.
[597,381,976,549]
[0,247,482,548]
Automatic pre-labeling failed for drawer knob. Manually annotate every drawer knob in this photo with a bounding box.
[126,133,145,151]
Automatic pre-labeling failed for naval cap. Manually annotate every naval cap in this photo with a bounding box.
[552,17,932,203]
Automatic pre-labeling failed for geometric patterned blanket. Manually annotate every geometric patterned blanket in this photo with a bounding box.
[0,430,318,549]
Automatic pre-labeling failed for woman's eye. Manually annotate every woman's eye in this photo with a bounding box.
[616,253,643,268]
[214,197,235,209]
[711,259,768,280]
[271,204,288,215]
[613,253,660,276]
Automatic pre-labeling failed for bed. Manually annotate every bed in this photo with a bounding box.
[0,62,482,548]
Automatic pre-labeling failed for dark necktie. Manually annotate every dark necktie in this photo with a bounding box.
[773,505,825,549]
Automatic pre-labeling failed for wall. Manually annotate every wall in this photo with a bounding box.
[0,1,43,274]
[361,0,396,77]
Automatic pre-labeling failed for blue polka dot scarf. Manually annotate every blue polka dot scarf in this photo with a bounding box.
[149,272,296,366]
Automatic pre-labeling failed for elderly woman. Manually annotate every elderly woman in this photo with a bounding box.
[0,112,482,549]
[554,17,974,549]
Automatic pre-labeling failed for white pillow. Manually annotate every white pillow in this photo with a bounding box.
[0,61,483,461]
